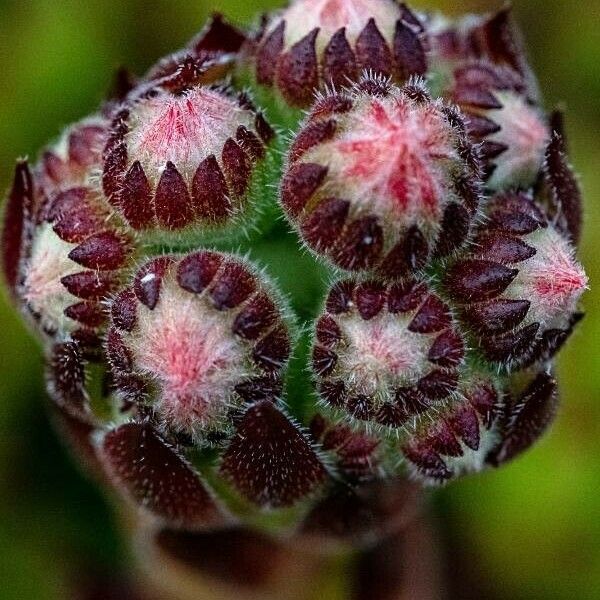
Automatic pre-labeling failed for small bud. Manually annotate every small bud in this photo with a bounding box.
[107,252,292,442]
[312,277,465,428]
[402,377,501,484]
[5,119,131,345]
[39,117,108,194]
[20,186,130,342]
[254,0,427,106]
[102,82,273,240]
[445,193,587,367]
[281,78,482,275]
[450,62,550,190]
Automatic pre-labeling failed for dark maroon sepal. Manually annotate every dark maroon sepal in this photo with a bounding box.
[134,257,174,309]
[106,327,133,373]
[417,370,458,400]
[232,292,277,340]
[48,341,87,414]
[468,299,530,334]
[428,329,464,367]
[290,119,337,163]
[326,279,355,314]
[220,401,327,507]
[191,155,232,222]
[427,420,463,457]
[544,134,582,246]
[393,21,427,80]
[2,160,34,295]
[355,19,393,77]
[102,143,128,203]
[448,404,481,451]
[256,21,285,86]
[435,203,470,257]
[221,138,251,197]
[316,315,342,347]
[379,225,428,277]
[301,197,349,251]
[477,233,537,264]
[481,322,540,364]
[402,443,452,481]
[120,161,155,229]
[209,260,255,310]
[332,216,383,271]
[64,301,106,328]
[236,125,265,162]
[61,271,116,300]
[253,326,290,372]
[355,280,387,321]
[235,375,282,403]
[154,162,193,229]
[191,12,246,55]
[276,29,319,106]
[100,422,224,527]
[323,28,357,87]
[489,373,558,465]
[281,163,328,217]
[68,231,129,270]
[312,346,338,377]
[408,294,451,334]
[111,289,137,331]
[445,259,518,303]
[176,250,222,294]
[388,279,427,314]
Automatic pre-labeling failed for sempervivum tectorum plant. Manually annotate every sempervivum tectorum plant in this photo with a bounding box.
[0,4,590,597]
[281,75,482,275]
[251,0,428,107]
[102,70,274,241]
[445,192,587,369]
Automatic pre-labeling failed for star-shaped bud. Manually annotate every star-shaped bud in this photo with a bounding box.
[281,77,482,276]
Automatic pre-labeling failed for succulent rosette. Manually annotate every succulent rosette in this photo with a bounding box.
[0,4,590,593]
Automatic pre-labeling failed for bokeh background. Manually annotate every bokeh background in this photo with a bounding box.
[0,1,598,598]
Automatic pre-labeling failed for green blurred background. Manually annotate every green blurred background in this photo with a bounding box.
[0,1,598,598]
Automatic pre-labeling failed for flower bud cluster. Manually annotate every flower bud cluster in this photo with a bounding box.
[1,4,588,533]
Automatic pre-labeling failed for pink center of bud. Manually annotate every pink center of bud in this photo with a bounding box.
[512,227,587,327]
[307,95,457,226]
[130,280,249,433]
[280,0,400,49]
[487,92,550,190]
[338,313,430,398]
[126,87,254,185]
[22,223,80,333]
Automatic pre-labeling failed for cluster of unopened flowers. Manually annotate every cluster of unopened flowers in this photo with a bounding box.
[1,0,587,542]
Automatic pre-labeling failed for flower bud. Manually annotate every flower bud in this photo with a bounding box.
[107,251,292,442]
[445,192,587,367]
[254,0,428,106]
[401,376,500,484]
[39,117,107,194]
[3,119,131,345]
[312,277,465,429]
[102,78,274,241]
[281,77,482,276]
[450,61,550,190]
[427,7,549,191]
